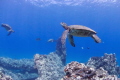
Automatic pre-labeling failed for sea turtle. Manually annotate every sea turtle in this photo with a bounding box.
[1,24,14,36]
[60,22,101,47]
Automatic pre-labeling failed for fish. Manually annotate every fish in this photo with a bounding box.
[36,38,41,41]
[47,39,57,42]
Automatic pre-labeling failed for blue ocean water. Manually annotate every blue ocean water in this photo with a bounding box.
[0,0,120,64]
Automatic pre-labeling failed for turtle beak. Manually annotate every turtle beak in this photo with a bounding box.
[60,22,69,30]
[60,22,67,27]
[1,24,5,27]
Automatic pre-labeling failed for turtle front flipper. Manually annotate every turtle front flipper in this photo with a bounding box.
[68,34,75,47]
[7,31,12,36]
[91,34,101,43]
[61,30,69,45]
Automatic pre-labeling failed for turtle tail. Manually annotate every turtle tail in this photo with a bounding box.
[7,31,12,36]
[91,34,101,43]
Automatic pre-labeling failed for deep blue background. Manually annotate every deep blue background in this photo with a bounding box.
[0,0,120,64]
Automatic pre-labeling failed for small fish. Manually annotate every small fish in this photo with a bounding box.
[1,23,15,36]
[47,39,57,42]
[36,38,41,41]
[87,47,90,49]
[81,47,90,49]
[81,47,84,49]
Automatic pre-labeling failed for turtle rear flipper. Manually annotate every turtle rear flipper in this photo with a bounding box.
[68,34,75,47]
[7,31,12,36]
[7,30,14,36]
[61,30,69,45]
[91,34,101,43]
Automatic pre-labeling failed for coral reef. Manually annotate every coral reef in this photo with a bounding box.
[0,57,36,73]
[86,53,120,76]
[56,37,66,65]
[0,57,38,80]
[0,67,13,80]
[34,52,65,80]
[0,36,67,80]
[61,61,118,80]
[0,50,120,80]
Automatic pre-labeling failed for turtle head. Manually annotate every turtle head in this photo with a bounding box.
[1,24,7,27]
[60,22,69,30]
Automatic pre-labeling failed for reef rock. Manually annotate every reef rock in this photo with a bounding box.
[34,52,64,80]
[62,61,118,80]
[0,67,13,80]
[86,53,120,76]
[0,57,38,80]
[56,37,66,65]
[0,57,36,72]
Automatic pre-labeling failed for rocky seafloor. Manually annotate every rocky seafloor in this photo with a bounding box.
[0,38,120,80]
[0,53,120,80]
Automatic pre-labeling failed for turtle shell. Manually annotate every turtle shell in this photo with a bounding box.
[69,25,97,37]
